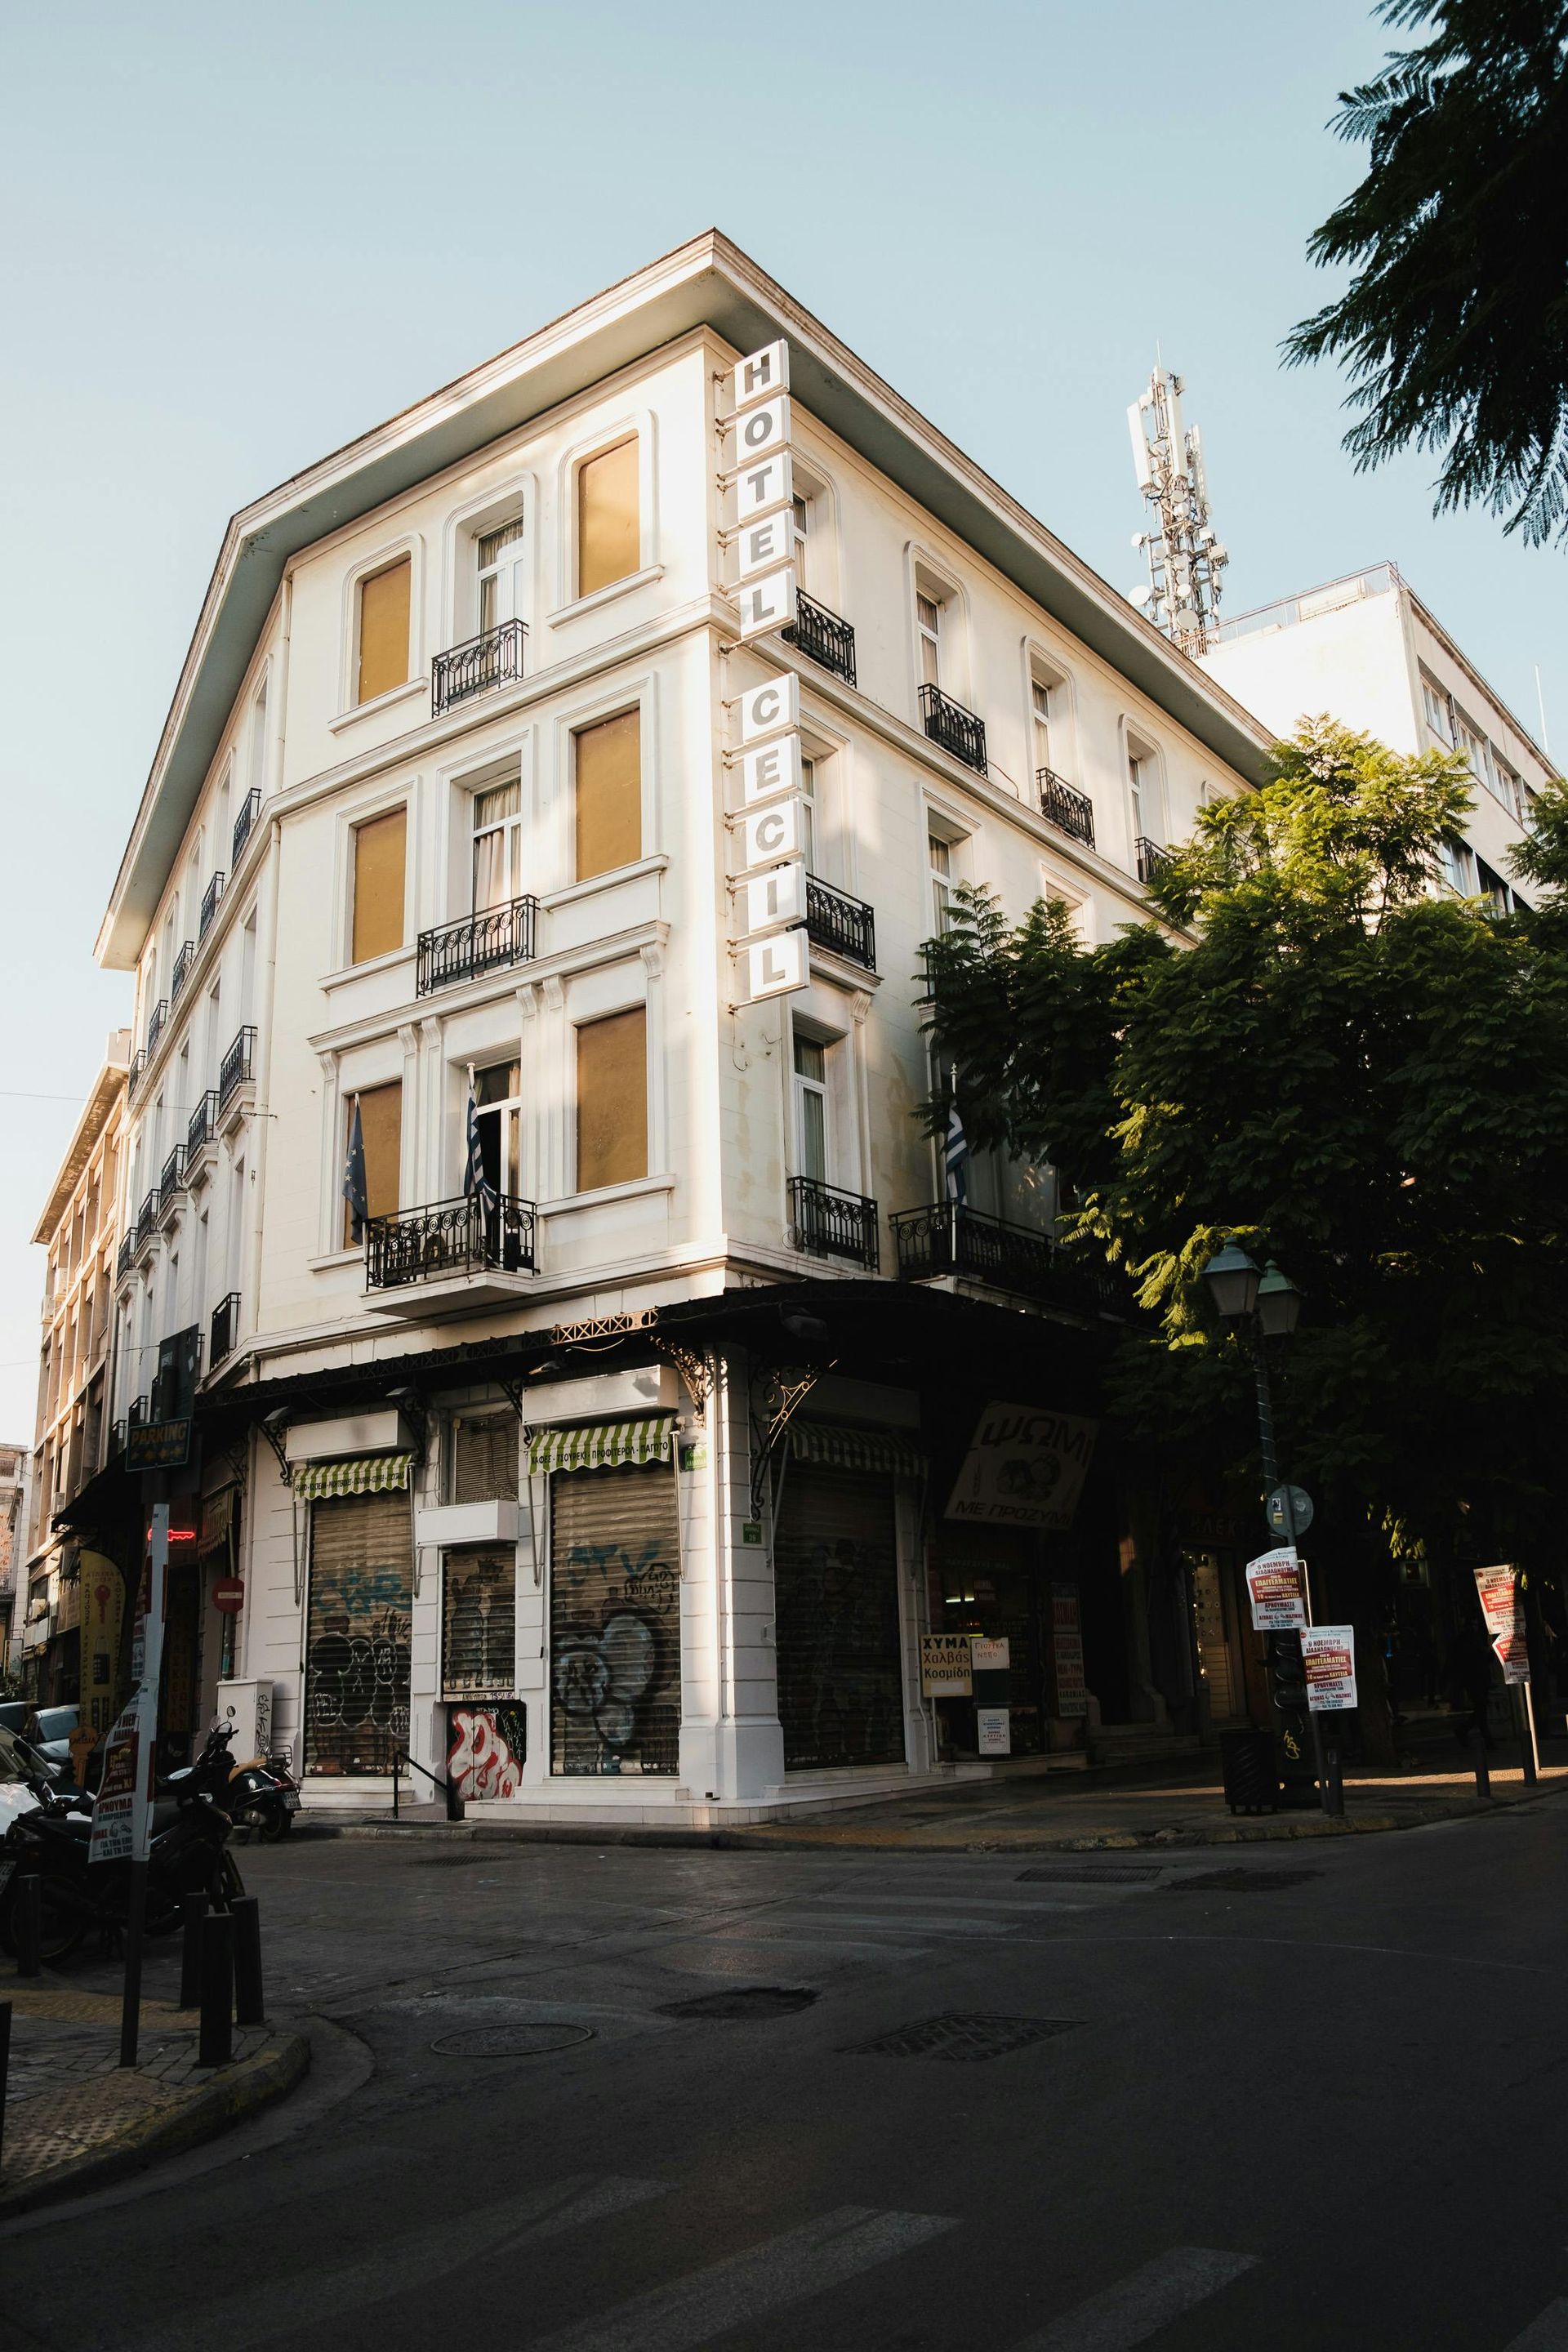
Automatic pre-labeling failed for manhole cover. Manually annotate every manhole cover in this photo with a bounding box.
[1174,1868,1321,1892]
[1016,1862,1164,1884]
[430,2022,595,2056]
[661,1987,819,2020]
[844,2012,1079,2062]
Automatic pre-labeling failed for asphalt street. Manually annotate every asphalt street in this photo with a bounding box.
[3,1798,1567,2352]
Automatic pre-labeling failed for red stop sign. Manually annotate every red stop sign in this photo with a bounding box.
[213,1577,245,1615]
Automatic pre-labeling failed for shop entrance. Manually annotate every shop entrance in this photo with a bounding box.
[935,1527,1045,1756]
[1186,1547,1247,1724]
[774,1466,904,1772]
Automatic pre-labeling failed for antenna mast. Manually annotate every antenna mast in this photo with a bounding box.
[1126,366,1227,655]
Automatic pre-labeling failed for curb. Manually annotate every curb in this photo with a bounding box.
[0,2029,310,2220]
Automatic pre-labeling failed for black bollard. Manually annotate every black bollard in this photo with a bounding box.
[198,1910,234,2067]
[179,1891,207,2010]
[14,1876,42,1978]
[1472,1722,1492,1800]
[231,1896,264,2027]
[0,1998,11,2176]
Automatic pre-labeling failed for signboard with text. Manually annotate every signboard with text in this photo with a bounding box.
[1300,1624,1357,1711]
[1475,1566,1530,1684]
[1049,1580,1088,1717]
[945,1404,1098,1531]
[920,1634,973,1697]
[88,1509,169,1867]
[1245,1547,1306,1632]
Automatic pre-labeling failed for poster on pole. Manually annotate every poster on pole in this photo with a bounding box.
[1475,1566,1530,1685]
[88,1508,169,1867]
[1300,1624,1357,1711]
[1245,1546,1306,1632]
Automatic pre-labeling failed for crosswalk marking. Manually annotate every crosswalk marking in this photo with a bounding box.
[526,2202,959,2352]
[1009,2247,1258,2350]
[132,2174,671,2352]
[1503,2302,1568,2350]
[748,1908,1017,1938]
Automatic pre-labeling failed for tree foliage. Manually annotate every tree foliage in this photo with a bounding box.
[1285,0,1568,544]
[922,722,1568,1575]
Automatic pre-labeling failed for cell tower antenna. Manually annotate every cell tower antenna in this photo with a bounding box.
[1126,363,1228,656]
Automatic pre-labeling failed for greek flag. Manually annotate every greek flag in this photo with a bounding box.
[342,1096,368,1241]
[944,1094,970,1204]
[463,1081,488,1200]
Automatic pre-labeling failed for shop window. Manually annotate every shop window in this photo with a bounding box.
[577,439,639,598]
[576,1007,646,1192]
[350,807,406,964]
[573,709,641,881]
[356,558,412,705]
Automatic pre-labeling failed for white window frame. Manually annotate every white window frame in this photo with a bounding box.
[333,533,426,729]
[791,1025,831,1186]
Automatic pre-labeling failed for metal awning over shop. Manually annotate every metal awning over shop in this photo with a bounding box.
[198,1486,236,1560]
[788,1421,925,1477]
[292,1452,416,1501]
[526,1416,675,1477]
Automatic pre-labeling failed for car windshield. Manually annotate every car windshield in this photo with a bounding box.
[32,1708,78,1741]
[0,1726,34,1784]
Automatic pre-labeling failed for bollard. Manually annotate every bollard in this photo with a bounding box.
[1472,1722,1492,1800]
[444,1771,466,1824]
[392,1748,401,1823]
[231,1896,264,2027]
[0,1998,11,2177]
[1325,1744,1345,1820]
[14,1876,42,1978]
[198,1910,234,2068]
[179,1891,207,2010]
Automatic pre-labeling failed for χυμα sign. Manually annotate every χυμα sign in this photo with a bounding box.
[920,1634,973,1697]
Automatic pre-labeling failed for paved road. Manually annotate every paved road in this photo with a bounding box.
[4,1798,1566,2351]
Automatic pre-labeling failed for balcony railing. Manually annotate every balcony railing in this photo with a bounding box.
[432,618,528,717]
[805,876,876,971]
[146,998,168,1054]
[1038,769,1095,850]
[920,683,987,775]
[135,1192,157,1250]
[187,1088,219,1157]
[115,1236,132,1282]
[210,1290,240,1366]
[891,1201,1123,1316]
[788,1175,880,1271]
[365,1191,537,1290]
[782,590,857,687]
[232,787,261,866]
[158,1147,185,1218]
[128,1393,149,1431]
[170,940,195,1001]
[1135,836,1174,889]
[218,1024,257,1110]
[109,1418,127,1459]
[416,896,538,996]
[127,1049,146,1097]
[199,871,225,938]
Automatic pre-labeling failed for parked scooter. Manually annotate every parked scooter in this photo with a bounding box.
[0,1721,245,1963]
[225,1742,302,1841]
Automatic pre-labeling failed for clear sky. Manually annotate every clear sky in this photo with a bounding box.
[2,0,1564,1440]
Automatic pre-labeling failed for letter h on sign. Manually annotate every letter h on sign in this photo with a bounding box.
[733,342,790,412]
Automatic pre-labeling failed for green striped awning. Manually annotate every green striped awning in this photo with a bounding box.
[527,1415,675,1477]
[789,1421,925,1477]
[293,1452,416,1501]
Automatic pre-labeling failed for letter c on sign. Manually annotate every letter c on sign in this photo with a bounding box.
[755,810,785,854]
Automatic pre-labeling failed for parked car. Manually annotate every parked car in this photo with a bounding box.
[0,1701,29,1736]
[23,1704,79,1772]
[0,1727,42,1833]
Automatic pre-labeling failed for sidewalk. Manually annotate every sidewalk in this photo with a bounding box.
[305,1748,1568,1855]
[0,1973,309,2217]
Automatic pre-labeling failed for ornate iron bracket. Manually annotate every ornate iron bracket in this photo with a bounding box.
[256,1416,292,1484]
[748,1361,819,1522]
[651,1339,714,1423]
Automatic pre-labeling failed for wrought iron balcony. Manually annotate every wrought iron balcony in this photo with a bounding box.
[187,1088,218,1157]
[433,618,528,717]
[128,1393,149,1431]
[158,1147,185,1218]
[920,682,987,775]
[210,1290,240,1366]
[416,896,538,996]
[366,1190,537,1291]
[127,1049,145,1096]
[109,1418,126,1459]
[146,998,168,1055]
[788,1175,880,1271]
[115,1236,132,1283]
[170,940,195,1001]
[1135,836,1174,889]
[134,1192,158,1250]
[804,876,876,971]
[782,590,857,686]
[199,871,225,938]
[891,1200,1122,1316]
[1038,768,1095,849]
[218,1023,256,1110]
[233,787,261,866]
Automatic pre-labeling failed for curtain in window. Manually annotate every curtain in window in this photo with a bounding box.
[472,781,521,911]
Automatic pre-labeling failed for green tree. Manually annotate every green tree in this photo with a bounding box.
[922,722,1568,1684]
[1285,0,1568,545]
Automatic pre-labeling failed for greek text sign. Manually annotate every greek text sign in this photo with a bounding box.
[1475,1565,1530,1684]
[945,1403,1098,1530]
[976,1707,1012,1757]
[89,1506,169,1867]
[1245,1548,1306,1632]
[1300,1624,1357,1711]
[920,1633,973,1697]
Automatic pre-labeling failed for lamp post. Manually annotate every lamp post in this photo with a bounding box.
[1203,1241,1341,1818]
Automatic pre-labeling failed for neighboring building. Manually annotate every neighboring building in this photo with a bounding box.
[1200,562,1555,911]
[0,1443,28,1678]
[74,232,1284,1820]
[20,1033,131,1709]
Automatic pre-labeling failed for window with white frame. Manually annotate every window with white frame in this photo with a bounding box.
[792,492,810,590]
[472,779,524,911]
[249,675,269,796]
[1455,715,1492,795]
[929,829,957,933]
[1031,677,1054,775]
[470,1058,523,1196]
[476,517,526,635]
[1421,677,1453,745]
[792,1031,829,1184]
[916,592,942,688]
[1127,733,1164,845]
[800,753,817,875]
[1437,834,1476,893]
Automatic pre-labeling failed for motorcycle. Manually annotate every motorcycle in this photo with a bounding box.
[0,1722,245,1965]
[225,1744,301,1841]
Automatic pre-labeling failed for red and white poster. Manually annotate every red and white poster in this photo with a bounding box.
[1300,1624,1357,1712]
[1049,1580,1088,1718]
[1245,1547,1306,1632]
[1475,1566,1530,1685]
[89,1507,169,1866]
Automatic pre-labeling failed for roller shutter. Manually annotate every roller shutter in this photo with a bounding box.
[305,1489,412,1777]
[774,1466,905,1772]
[443,1546,517,1698]
[550,1459,679,1776]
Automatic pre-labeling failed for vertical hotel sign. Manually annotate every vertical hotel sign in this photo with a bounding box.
[724,342,808,1011]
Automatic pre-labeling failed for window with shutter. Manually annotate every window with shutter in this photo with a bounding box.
[350,807,407,964]
[550,1458,679,1775]
[304,1490,412,1776]
[573,710,641,881]
[356,557,412,703]
[576,1008,646,1192]
[774,1466,905,1772]
[449,1414,519,1503]
[577,439,639,597]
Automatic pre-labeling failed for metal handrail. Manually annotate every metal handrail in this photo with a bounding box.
[232,787,261,866]
[432,618,528,715]
[1037,768,1095,849]
[391,1745,466,1822]
[782,590,857,686]
[416,896,538,996]
[804,875,876,971]
[920,682,987,774]
[788,1174,880,1270]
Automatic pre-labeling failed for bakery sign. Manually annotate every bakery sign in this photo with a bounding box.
[945,1403,1098,1531]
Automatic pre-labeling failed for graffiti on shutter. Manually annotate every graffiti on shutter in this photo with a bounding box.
[775,1465,905,1772]
[305,1490,412,1776]
[550,1459,679,1776]
[448,1700,527,1799]
[443,1546,516,1696]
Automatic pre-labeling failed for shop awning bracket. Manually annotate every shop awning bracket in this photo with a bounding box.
[748,1362,819,1522]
